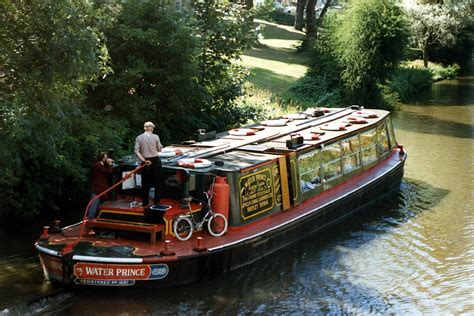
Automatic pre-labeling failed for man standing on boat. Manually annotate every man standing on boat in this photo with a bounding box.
[134,121,163,207]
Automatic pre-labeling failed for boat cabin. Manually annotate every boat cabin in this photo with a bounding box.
[90,106,399,243]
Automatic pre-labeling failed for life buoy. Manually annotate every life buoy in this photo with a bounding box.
[159,148,183,158]
[283,113,306,120]
[261,119,288,127]
[320,123,346,131]
[228,128,255,136]
[177,158,212,169]
[356,111,378,118]
[345,117,368,124]
[302,133,320,140]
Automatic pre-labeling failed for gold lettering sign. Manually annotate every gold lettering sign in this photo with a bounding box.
[239,168,275,220]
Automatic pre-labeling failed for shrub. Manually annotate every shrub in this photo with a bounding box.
[388,67,433,102]
[430,63,461,81]
[333,0,410,105]
[285,75,346,107]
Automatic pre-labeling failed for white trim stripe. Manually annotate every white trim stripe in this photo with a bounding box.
[72,255,143,263]
[35,244,61,257]
[208,156,405,251]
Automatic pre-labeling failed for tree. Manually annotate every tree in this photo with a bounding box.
[192,0,259,132]
[302,0,332,49]
[304,0,317,47]
[87,0,203,142]
[295,0,306,31]
[0,0,110,216]
[407,3,467,67]
[333,0,409,105]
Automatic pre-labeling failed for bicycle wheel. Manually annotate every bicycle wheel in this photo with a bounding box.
[173,216,193,241]
[207,213,228,237]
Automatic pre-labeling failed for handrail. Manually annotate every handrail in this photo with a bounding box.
[78,163,147,238]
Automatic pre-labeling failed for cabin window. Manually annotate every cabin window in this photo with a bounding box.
[341,135,361,173]
[322,143,342,181]
[377,123,391,155]
[298,150,321,192]
[386,116,397,149]
[360,129,378,165]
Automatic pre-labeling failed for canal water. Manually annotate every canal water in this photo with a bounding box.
[1,75,473,314]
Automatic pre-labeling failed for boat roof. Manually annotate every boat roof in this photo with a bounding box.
[158,107,389,173]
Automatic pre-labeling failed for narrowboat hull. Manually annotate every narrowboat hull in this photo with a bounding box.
[36,152,406,288]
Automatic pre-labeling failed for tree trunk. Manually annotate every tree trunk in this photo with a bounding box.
[304,0,316,48]
[423,45,429,67]
[245,0,253,10]
[312,0,332,43]
[316,0,331,28]
[295,0,306,31]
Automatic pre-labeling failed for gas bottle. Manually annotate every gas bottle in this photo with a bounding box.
[211,176,230,221]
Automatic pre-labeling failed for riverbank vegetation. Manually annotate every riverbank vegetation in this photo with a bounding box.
[0,0,471,217]
[0,0,258,217]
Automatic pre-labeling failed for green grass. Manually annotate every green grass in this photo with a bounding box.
[239,19,310,117]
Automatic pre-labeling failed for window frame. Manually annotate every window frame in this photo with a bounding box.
[341,134,361,174]
[360,128,378,166]
[298,149,322,193]
[322,141,343,182]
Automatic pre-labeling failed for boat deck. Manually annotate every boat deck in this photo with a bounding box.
[46,149,404,260]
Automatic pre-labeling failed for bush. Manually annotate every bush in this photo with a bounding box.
[430,63,461,81]
[388,67,433,102]
[333,0,410,105]
[284,75,346,107]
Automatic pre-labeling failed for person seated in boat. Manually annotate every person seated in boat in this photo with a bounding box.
[300,179,316,191]
[311,175,321,185]
[89,152,114,219]
[134,121,163,207]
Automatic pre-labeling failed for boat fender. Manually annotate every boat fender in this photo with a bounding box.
[229,128,256,136]
[159,148,183,158]
[356,111,378,118]
[261,119,288,127]
[177,158,212,169]
[320,123,347,131]
[211,177,229,228]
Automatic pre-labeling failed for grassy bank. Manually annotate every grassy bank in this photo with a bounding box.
[239,20,461,116]
[239,19,310,117]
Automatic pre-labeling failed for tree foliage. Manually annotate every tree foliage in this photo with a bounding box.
[0,0,258,217]
[291,0,410,109]
[407,2,473,67]
[88,0,258,143]
[333,0,409,106]
[0,0,113,216]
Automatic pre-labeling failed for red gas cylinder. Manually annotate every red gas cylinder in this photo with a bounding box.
[211,176,230,221]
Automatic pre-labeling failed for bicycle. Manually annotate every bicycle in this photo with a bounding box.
[172,192,228,241]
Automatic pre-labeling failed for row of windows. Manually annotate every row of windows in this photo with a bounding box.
[298,119,396,193]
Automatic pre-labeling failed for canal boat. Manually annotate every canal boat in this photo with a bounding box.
[35,106,406,287]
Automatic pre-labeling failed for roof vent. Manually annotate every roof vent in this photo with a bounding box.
[304,108,325,117]
[194,129,216,141]
[286,134,304,149]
